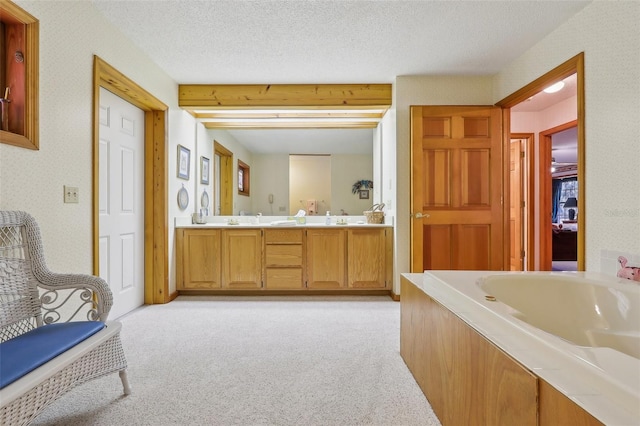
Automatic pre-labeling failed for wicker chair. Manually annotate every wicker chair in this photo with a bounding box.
[0,211,130,425]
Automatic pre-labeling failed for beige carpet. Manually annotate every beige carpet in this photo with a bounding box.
[33,296,441,426]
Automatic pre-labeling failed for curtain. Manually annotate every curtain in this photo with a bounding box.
[551,179,563,223]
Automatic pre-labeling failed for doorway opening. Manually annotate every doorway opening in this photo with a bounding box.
[497,52,585,271]
[92,56,170,304]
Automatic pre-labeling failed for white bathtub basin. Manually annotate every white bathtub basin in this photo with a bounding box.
[477,274,640,359]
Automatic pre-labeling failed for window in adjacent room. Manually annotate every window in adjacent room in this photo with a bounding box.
[238,160,250,196]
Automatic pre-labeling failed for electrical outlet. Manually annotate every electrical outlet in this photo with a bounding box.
[64,186,79,203]
[279,206,286,211]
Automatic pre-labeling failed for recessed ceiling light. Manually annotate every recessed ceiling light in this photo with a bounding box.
[543,81,565,94]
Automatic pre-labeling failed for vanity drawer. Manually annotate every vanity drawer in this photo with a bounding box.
[264,229,303,243]
[265,268,303,289]
[265,245,303,266]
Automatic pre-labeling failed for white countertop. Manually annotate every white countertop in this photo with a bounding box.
[402,271,640,426]
[175,215,393,229]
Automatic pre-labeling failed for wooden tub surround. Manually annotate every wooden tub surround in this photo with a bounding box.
[400,272,639,426]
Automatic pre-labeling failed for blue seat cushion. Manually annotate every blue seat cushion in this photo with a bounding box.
[0,321,105,389]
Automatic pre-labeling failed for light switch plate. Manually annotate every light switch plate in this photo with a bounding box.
[64,186,79,203]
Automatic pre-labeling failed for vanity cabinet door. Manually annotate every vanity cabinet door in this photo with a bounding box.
[306,228,346,289]
[179,229,222,289]
[347,228,386,288]
[222,229,263,289]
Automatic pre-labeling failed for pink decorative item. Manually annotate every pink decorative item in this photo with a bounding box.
[617,256,640,282]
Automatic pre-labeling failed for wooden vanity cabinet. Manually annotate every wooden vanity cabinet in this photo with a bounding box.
[177,229,221,289]
[305,228,346,289]
[221,229,263,289]
[264,229,304,289]
[347,228,386,288]
[177,225,392,294]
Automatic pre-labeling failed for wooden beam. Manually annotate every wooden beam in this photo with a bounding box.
[202,121,379,129]
[179,84,392,109]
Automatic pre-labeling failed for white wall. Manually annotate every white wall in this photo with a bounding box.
[0,2,196,299]
[494,1,640,273]
[394,75,494,293]
[194,122,213,216]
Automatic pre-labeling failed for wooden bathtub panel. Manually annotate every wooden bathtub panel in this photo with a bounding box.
[539,380,604,426]
[400,276,537,426]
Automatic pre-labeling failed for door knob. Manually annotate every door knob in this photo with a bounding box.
[410,212,430,219]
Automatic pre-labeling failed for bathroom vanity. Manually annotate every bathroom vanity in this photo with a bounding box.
[175,221,393,294]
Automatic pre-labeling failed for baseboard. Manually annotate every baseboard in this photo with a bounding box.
[390,289,400,302]
[176,289,392,297]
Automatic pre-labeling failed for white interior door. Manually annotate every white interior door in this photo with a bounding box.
[98,87,144,319]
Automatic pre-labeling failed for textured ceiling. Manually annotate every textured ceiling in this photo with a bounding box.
[91,0,589,153]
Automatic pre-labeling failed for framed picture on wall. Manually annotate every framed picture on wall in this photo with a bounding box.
[177,145,190,180]
[200,156,210,185]
[359,189,369,199]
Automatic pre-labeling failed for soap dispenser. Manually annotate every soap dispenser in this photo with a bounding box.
[325,211,331,225]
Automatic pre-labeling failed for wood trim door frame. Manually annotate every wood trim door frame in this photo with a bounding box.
[496,52,585,271]
[92,56,170,304]
[214,141,233,215]
[510,133,536,271]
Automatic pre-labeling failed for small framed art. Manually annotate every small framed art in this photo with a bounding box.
[200,156,210,185]
[177,145,190,180]
[359,189,370,199]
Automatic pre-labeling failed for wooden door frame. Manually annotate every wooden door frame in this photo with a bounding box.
[511,133,534,270]
[496,52,585,271]
[214,141,233,215]
[92,56,170,304]
[509,134,529,270]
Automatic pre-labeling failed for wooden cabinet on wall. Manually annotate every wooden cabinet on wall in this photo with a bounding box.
[0,0,39,150]
[264,229,304,289]
[347,228,387,288]
[305,228,346,289]
[176,229,221,290]
[222,229,263,289]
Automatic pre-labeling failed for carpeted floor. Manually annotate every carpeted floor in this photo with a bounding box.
[33,296,441,426]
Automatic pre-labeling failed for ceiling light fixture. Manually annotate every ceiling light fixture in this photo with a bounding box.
[543,81,565,94]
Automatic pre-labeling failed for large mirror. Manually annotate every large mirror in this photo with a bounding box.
[209,128,376,216]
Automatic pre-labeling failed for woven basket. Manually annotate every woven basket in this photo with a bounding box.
[364,203,385,224]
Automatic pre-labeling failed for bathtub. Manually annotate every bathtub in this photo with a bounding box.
[478,274,639,359]
[404,271,640,425]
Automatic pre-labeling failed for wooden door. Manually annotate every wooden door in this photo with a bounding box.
[306,228,346,289]
[510,139,524,270]
[410,106,506,271]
